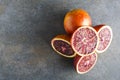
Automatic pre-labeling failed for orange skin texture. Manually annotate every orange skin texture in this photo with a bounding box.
[64,9,92,35]
[94,24,105,31]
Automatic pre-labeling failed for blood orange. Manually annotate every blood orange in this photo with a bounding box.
[71,26,98,56]
[64,9,92,34]
[94,24,113,53]
[51,34,76,58]
[74,53,97,74]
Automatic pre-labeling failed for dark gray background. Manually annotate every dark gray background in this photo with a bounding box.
[0,0,119,80]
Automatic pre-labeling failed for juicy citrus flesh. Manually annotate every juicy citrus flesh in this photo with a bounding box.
[97,26,113,53]
[77,53,97,74]
[64,9,91,34]
[71,27,98,56]
[53,40,74,56]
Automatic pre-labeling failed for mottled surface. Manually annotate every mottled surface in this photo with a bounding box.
[0,0,120,80]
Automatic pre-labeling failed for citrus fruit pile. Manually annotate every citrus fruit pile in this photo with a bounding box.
[51,9,113,74]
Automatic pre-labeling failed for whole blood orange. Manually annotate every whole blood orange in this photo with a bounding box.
[64,9,92,34]
[94,24,113,53]
[71,26,98,56]
[51,34,76,58]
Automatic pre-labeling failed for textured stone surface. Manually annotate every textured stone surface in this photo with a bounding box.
[0,0,119,80]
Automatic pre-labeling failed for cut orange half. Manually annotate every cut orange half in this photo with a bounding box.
[51,34,76,58]
[71,26,99,56]
[74,53,97,74]
[94,24,113,53]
